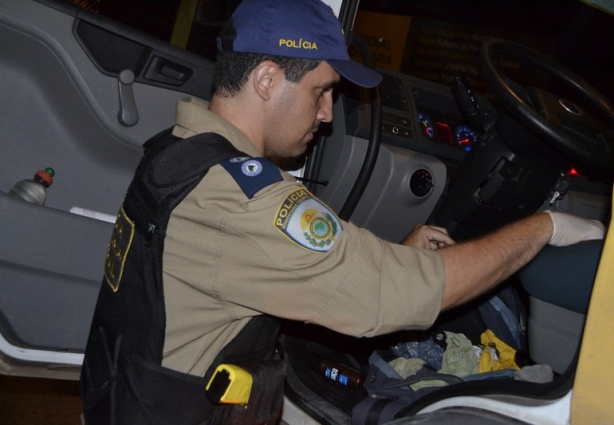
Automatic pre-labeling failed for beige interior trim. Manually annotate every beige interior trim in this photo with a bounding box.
[571,185,614,423]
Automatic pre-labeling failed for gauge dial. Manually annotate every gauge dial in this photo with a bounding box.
[418,113,435,139]
[455,125,477,151]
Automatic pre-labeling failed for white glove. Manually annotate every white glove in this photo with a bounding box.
[546,210,606,247]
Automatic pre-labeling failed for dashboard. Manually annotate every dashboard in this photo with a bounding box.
[310,71,496,242]
[322,70,610,242]
[342,71,496,166]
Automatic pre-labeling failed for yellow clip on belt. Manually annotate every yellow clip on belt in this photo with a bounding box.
[206,364,253,405]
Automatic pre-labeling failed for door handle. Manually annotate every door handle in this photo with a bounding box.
[117,69,139,127]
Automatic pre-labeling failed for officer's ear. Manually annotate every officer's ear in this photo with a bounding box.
[253,60,282,101]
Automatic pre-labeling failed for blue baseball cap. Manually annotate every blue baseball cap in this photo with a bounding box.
[217,0,382,88]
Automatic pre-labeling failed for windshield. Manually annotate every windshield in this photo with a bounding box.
[353,0,613,101]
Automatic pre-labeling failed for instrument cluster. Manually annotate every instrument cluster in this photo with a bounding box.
[417,109,478,152]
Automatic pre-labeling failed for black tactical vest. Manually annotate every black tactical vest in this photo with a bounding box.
[80,129,285,425]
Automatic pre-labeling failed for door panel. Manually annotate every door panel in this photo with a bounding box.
[0,0,216,373]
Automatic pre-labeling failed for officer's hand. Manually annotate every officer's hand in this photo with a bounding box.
[546,211,606,247]
[402,224,455,250]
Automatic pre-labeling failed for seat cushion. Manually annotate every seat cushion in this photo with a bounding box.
[520,239,603,314]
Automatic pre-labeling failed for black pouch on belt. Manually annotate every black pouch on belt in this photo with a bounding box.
[209,356,285,425]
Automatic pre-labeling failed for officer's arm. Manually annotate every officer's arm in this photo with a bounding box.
[437,211,605,310]
[437,212,552,310]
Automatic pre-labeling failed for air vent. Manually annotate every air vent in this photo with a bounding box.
[380,74,409,112]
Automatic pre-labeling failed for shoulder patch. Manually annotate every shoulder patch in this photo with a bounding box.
[221,157,283,199]
[274,188,343,252]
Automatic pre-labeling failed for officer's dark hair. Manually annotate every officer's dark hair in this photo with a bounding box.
[213,19,321,97]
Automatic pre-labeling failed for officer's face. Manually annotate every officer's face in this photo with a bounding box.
[263,61,338,158]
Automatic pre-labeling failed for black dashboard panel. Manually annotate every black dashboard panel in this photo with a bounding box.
[343,71,497,165]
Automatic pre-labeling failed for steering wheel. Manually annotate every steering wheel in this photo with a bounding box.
[479,38,614,180]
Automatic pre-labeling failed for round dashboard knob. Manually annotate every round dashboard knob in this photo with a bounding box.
[410,169,434,197]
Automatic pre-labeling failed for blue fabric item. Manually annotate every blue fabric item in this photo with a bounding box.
[220,157,283,199]
[463,369,515,381]
[480,294,524,350]
[218,0,382,88]
[520,239,604,314]
[363,351,463,404]
[369,350,404,380]
[352,397,408,425]
[391,337,445,370]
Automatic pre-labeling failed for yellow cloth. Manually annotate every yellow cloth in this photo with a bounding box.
[478,329,521,373]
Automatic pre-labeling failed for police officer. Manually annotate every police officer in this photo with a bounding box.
[81,0,605,424]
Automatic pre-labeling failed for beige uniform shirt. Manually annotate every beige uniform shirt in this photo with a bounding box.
[161,98,446,376]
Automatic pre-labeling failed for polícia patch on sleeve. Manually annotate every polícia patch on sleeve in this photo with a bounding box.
[274,188,343,252]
